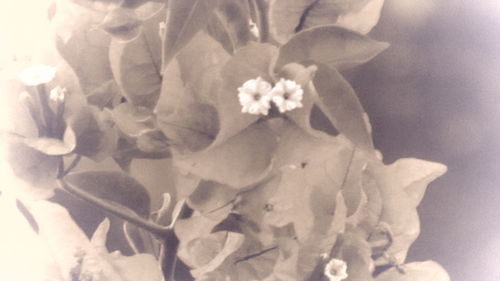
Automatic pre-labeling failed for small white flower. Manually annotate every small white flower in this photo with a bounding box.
[238,76,272,115]
[324,258,348,281]
[269,78,303,113]
[18,65,56,86]
[49,86,66,102]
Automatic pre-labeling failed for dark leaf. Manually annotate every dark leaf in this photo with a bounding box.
[313,64,374,151]
[162,0,220,68]
[109,7,164,108]
[65,170,151,217]
[274,25,389,72]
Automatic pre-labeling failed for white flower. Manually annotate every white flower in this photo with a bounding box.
[18,65,56,86]
[269,78,303,113]
[49,86,66,102]
[324,258,348,281]
[238,76,272,115]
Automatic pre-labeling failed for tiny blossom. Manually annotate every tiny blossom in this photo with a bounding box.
[324,258,348,281]
[50,86,66,102]
[270,78,304,113]
[18,65,56,86]
[238,76,272,115]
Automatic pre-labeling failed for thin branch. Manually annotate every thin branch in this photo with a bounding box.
[58,179,170,236]
[160,201,192,281]
[60,154,82,178]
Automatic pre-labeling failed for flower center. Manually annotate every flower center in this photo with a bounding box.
[253,93,261,100]
[283,92,290,99]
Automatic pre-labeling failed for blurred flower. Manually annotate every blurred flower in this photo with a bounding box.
[270,78,303,113]
[18,65,56,86]
[324,258,348,281]
[238,76,272,115]
[49,86,66,103]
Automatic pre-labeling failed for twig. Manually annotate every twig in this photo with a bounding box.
[58,179,170,236]
[159,201,192,281]
[59,154,82,178]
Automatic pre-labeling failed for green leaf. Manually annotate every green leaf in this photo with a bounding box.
[274,25,389,72]
[174,121,278,188]
[162,0,220,68]
[65,171,151,217]
[269,0,385,43]
[313,64,374,151]
[23,126,76,155]
[99,7,142,41]
[109,7,164,108]
[68,105,118,161]
[375,261,450,281]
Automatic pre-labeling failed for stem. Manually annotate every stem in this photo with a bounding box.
[253,0,269,42]
[59,154,82,178]
[159,202,192,281]
[58,179,170,236]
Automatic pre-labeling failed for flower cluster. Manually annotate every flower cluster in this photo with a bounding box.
[237,76,304,115]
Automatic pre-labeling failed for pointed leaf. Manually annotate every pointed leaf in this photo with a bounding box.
[86,79,121,109]
[313,64,374,150]
[65,171,151,217]
[274,25,389,72]
[375,261,450,281]
[163,0,220,67]
[109,7,164,108]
